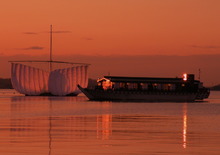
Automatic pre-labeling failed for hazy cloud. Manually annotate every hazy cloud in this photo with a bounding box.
[23,32,38,35]
[190,45,220,49]
[17,46,44,50]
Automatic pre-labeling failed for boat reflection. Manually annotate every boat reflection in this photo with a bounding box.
[96,103,112,140]
[9,97,189,154]
[183,103,187,149]
[97,114,112,140]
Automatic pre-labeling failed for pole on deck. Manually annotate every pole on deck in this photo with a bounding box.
[49,25,53,72]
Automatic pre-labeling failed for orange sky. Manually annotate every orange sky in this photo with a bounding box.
[1,0,220,85]
[1,0,220,56]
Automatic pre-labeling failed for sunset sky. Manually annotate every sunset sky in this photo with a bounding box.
[1,0,220,86]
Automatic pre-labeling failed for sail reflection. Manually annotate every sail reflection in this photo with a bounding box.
[7,96,194,154]
[11,95,87,103]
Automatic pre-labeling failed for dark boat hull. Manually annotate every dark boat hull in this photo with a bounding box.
[78,85,209,102]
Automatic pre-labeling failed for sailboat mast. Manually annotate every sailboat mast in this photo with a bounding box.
[49,25,53,72]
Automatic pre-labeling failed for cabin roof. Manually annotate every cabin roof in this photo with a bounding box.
[103,76,196,83]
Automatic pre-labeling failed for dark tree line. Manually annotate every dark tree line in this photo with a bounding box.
[211,84,220,91]
[0,78,97,89]
[0,78,13,89]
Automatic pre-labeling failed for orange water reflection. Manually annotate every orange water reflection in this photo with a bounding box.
[0,96,219,154]
[183,103,187,149]
[96,103,112,140]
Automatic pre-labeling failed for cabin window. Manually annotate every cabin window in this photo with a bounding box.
[157,84,162,90]
[162,84,166,90]
[137,83,143,90]
[161,84,176,91]
[128,83,133,89]
[153,83,158,90]
[120,83,125,88]
[127,83,137,89]
[167,84,171,90]
[102,80,112,90]
[170,84,176,90]
[118,83,128,90]
[148,84,153,90]
[112,82,115,89]
[133,83,138,89]
[142,83,148,90]
[114,83,120,89]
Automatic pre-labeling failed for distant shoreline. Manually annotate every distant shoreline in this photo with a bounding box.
[0,78,13,89]
[0,78,97,90]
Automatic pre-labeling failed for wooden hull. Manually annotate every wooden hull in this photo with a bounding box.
[78,85,209,102]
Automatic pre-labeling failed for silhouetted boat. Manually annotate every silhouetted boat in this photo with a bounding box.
[9,25,89,96]
[78,74,210,102]
[10,61,89,96]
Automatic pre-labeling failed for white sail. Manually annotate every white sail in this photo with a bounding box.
[29,65,35,95]
[72,66,82,95]
[11,63,49,95]
[66,67,72,93]
[81,66,85,87]
[62,68,68,94]
[11,63,21,94]
[18,64,25,94]
[48,65,89,96]
[23,65,30,94]
[84,65,89,87]
[76,66,82,86]
[11,63,89,96]
[49,68,68,96]
[48,70,55,95]
[71,67,77,92]
[48,69,60,95]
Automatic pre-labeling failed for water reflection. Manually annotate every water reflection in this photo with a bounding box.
[9,97,190,151]
[11,95,87,102]
[96,103,112,140]
[48,100,52,155]
[48,100,112,154]
[183,103,187,149]
[97,114,112,140]
[6,96,219,154]
[0,90,220,154]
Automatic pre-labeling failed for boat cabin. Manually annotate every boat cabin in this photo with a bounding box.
[96,74,202,92]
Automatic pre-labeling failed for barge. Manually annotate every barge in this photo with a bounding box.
[78,74,210,102]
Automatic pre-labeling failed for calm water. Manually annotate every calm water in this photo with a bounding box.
[0,90,220,155]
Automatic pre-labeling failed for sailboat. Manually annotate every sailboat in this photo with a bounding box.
[10,25,89,96]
